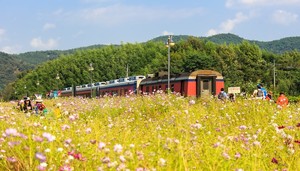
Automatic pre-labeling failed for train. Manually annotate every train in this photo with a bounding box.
[60,70,224,98]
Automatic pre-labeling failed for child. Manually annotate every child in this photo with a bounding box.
[54,103,62,118]
[23,97,33,113]
[34,96,47,115]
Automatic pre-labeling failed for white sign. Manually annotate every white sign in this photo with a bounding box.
[228,87,240,94]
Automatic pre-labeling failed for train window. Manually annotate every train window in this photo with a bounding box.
[146,86,149,93]
[171,84,174,92]
[158,85,161,89]
[203,80,209,90]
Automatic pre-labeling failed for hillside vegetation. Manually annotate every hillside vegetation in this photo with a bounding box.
[1,34,300,91]
[2,36,300,100]
[0,52,32,89]
[150,33,300,54]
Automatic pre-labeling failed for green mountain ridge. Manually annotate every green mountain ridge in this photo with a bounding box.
[0,33,300,92]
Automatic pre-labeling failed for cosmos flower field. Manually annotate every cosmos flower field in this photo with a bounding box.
[0,94,299,171]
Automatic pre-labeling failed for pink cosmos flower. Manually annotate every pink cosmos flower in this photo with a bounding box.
[98,142,106,150]
[59,164,72,171]
[33,135,44,142]
[239,125,247,130]
[114,144,123,153]
[37,162,47,171]
[5,128,19,137]
[8,141,21,147]
[253,141,261,147]
[37,165,46,171]
[85,128,92,134]
[189,100,195,105]
[6,157,17,163]
[61,124,70,131]
[42,132,56,142]
[102,156,110,163]
[68,151,86,161]
[64,138,72,144]
[119,155,126,163]
[222,152,230,160]
[35,152,46,162]
[235,153,241,159]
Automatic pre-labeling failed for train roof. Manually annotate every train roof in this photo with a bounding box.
[140,70,223,84]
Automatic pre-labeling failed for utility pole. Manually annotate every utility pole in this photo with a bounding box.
[126,64,129,78]
[273,59,276,91]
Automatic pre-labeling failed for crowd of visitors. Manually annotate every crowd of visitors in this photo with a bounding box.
[217,83,289,108]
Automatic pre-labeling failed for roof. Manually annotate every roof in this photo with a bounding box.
[141,70,223,83]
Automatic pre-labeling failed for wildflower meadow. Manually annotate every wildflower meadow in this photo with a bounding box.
[0,94,299,171]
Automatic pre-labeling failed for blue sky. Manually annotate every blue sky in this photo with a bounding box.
[0,0,299,54]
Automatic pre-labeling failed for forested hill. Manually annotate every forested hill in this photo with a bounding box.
[0,33,300,93]
[0,52,32,89]
[3,37,300,101]
[151,33,300,54]
[0,45,107,90]
[15,44,107,66]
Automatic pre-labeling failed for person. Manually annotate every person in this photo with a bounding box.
[34,96,47,115]
[240,88,247,99]
[252,84,265,99]
[228,93,235,102]
[17,99,24,111]
[276,92,288,108]
[266,91,273,102]
[218,88,227,101]
[54,103,62,118]
[259,83,268,98]
[23,97,33,113]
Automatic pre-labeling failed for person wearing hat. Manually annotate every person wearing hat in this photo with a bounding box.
[23,97,33,113]
[34,96,47,115]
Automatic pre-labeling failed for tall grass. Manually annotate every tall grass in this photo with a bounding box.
[0,95,299,170]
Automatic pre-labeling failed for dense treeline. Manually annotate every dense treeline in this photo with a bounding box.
[0,52,32,90]
[2,37,300,101]
[0,46,107,90]
[1,33,300,93]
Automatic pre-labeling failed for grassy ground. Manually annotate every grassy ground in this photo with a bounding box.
[0,94,299,170]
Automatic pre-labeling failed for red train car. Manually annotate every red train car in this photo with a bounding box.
[139,70,224,98]
[60,70,224,98]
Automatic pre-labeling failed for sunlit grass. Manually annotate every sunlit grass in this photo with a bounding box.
[0,95,299,170]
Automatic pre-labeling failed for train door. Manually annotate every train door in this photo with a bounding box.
[196,76,216,98]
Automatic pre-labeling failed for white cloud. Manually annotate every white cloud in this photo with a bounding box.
[226,0,300,8]
[79,4,203,25]
[206,12,250,36]
[162,31,174,36]
[272,10,298,25]
[0,45,21,54]
[43,23,56,30]
[30,37,58,50]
